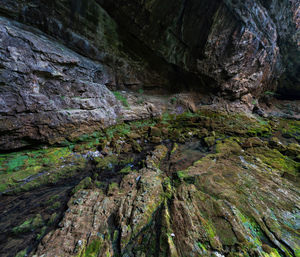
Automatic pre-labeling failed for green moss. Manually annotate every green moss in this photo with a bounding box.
[12,214,44,234]
[104,123,131,140]
[12,218,33,234]
[171,143,179,154]
[262,248,282,257]
[0,146,85,193]
[51,201,61,209]
[161,112,174,124]
[71,177,92,195]
[108,182,118,191]
[201,218,221,250]
[197,242,207,251]
[250,148,299,175]
[32,214,44,228]
[162,177,173,199]
[113,230,119,242]
[177,170,188,180]
[5,155,28,172]
[234,210,280,256]
[215,138,242,155]
[37,226,47,240]
[279,119,300,141]
[0,107,278,192]
[15,249,27,257]
[204,136,215,147]
[81,238,103,257]
[48,213,58,225]
[119,166,136,174]
[94,155,118,169]
[46,194,60,205]
[170,96,177,104]
[113,91,129,108]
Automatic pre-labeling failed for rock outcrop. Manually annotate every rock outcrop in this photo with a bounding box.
[31,117,300,256]
[1,105,299,256]
[100,0,299,98]
[0,17,120,151]
[0,0,299,150]
[0,1,300,257]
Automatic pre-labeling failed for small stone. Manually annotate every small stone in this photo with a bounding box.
[161,128,168,136]
[253,105,265,117]
[127,132,141,139]
[212,252,225,257]
[150,126,162,137]
[150,136,162,143]
[122,144,132,153]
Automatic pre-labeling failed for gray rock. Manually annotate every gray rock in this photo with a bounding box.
[0,17,119,150]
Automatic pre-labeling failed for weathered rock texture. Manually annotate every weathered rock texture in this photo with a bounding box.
[1,105,299,256]
[0,0,299,150]
[99,0,299,98]
[0,17,120,150]
[32,138,300,257]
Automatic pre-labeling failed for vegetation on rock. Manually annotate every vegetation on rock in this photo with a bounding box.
[4,108,296,257]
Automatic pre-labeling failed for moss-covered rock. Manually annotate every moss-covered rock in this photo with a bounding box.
[71,177,92,195]
[5,108,300,257]
[12,214,44,235]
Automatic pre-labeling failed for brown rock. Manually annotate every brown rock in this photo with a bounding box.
[150,136,162,144]
[122,143,132,153]
[149,126,162,137]
[242,137,264,148]
[127,132,141,140]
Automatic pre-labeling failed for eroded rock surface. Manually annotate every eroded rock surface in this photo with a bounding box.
[24,110,300,257]
[32,143,300,257]
[0,17,121,150]
[0,0,299,150]
[0,1,299,256]
[100,0,300,98]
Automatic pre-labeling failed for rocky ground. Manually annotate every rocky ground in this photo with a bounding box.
[0,0,299,256]
[0,98,299,257]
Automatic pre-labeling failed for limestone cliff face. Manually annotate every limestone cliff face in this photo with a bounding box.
[0,0,299,150]
[1,0,298,96]
[99,0,299,98]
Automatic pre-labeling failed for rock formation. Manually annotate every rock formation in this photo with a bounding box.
[0,0,299,150]
[0,1,299,257]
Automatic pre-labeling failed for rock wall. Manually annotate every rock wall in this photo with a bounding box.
[0,0,168,151]
[0,0,299,150]
[1,0,299,96]
[0,0,168,89]
[99,0,299,99]
[0,17,120,150]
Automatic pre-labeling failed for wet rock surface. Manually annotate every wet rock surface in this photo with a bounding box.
[0,0,299,256]
[31,137,300,256]
[0,108,298,257]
